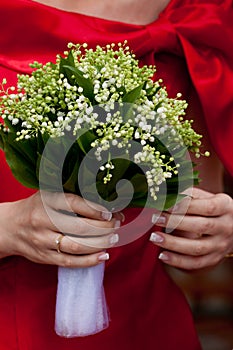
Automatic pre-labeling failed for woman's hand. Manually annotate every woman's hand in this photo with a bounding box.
[0,191,120,267]
[150,188,233,270]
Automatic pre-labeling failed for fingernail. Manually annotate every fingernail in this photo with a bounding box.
[150,232,164,243]
[151,214,166,225]
[101,211,112,221]
[172,204,179,211]
[114,220,121,229]
[169,204,179,213]
[98,252,110,261]
[119,212,125,222]
[158,252,169,261]
[109,233,119,245]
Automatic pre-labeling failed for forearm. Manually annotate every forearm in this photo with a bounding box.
[0,201,18,258]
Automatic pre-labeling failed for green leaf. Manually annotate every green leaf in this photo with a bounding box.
[162,193,186,210]
[76,130,97,155]
[0,130,6,150]
[99,158,131,195]
[192,169,200,185]
[36,136,74,191]
[0,132,38,187]
[59,51,75,83]
[116,86,127,96]
[13,138,37,166]
[63,161,80,193]
[4,142,38,188]
[36,130,49,155]
[2,118,22,134]
[129,174,148,198]
[122,84,143,103]
[145,85,162,97]
[37,153,62,191]
[62,141,80,183]
[63,65,94,101]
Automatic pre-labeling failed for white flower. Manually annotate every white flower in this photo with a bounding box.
[12,118,19,125]
[112,140,118,146]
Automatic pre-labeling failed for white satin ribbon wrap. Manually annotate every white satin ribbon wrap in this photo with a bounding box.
[55,263,109,337]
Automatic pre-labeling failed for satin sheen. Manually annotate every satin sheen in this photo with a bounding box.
[0,0,232,348]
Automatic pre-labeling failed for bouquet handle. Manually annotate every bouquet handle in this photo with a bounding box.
[55,263,109,337]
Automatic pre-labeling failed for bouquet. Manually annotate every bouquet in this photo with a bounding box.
[0,42,208,337]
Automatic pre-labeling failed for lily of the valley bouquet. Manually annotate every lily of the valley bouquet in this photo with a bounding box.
[0,42,206,337]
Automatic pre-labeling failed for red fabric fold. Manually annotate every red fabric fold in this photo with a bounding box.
[0,0,232,174]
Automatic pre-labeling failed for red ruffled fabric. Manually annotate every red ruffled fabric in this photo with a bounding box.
[0,0,232,348]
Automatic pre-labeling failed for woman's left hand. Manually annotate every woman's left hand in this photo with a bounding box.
[150,188,233,270]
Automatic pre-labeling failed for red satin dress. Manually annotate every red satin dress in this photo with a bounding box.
[0,0,232,349]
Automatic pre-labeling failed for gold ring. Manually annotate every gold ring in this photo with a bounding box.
[55,234,64,253]
[225,252,233,258]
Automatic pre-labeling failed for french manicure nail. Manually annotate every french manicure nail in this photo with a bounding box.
[110,233,119,245]
[150,232,164,243]
[158,252,169,261]
[151,214,166,225]
[167,204,178,213]
[171,204,179,212]
[101,211,112,221]
[114,220,121,229]
[98,252,110,261]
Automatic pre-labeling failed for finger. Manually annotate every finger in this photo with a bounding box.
[41,191,112,221]
[170,192,232,217]
[157,250,220,270]
[182,187,213,199]
[150,231,216,256]
[46,250,110,268]
[172,229,201,239]
[153,212,225,235]
[64,232,119,249]
[54,232,119,252]
[48,233,100,253]
[46,208,119,236]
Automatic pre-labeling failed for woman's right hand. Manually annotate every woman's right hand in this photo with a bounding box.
[0,191,120,267]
